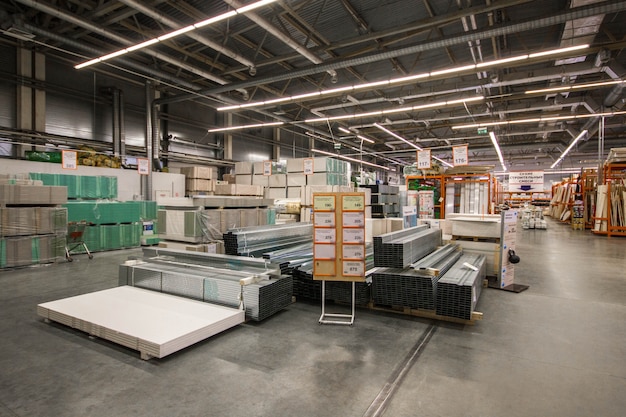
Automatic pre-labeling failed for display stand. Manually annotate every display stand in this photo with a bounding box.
[313,192,366,325]
[493,210,529,293]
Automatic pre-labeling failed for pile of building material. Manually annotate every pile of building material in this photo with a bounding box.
[373,224,441,268]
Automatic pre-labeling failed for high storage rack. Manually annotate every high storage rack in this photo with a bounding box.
[405,175,444,219]
[443,173,497,217]
[593,162,626,237]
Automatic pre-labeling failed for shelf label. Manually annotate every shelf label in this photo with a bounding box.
[342,228,365,243]
[342,195,365,211]
[314,228,336,243]
[263,160,272,176]
[342,261,365,277]
[417,149,431,169]
[453,145,468,166]
[314,244,336,260]
[303,158,314,175]
[137,158,150,175]
[314,211,336,227]
[61,150,78,170]
[313,195,336,211]
[342,212,364,227]
[342,244,364,260]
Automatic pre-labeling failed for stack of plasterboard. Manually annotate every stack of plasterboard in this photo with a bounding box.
[29,173,117,199]
[37,286,245,360]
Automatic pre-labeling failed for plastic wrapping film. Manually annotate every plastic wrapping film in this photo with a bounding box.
[1,234,66,268]
[0,184,67,205]
[69,223,142,253]
[0,207,67,237]
[29,173,117,199]
[65,200,142,224]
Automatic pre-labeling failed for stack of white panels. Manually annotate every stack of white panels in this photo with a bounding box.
[37,286,245,360]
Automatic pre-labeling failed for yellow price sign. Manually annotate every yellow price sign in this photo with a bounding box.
[342,195,364,211]
[313,195,336,211]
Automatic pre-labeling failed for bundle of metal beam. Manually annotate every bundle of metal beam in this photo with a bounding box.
[436,253,486,320]
[373,225,441,268]
[371,244,462,310]
[223,223,313,256]
[119,259,292,322]
[292,263,372,306]
[140,247,282,279]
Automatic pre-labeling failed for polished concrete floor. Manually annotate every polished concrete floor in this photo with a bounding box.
[1,219,625,417]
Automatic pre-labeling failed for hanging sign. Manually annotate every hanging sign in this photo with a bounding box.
[508,171,544,192]
[303,158,314,175]
[453,145,469,166]
[137,158,150,175]
[417,149,431,169]
[61,150,78,170]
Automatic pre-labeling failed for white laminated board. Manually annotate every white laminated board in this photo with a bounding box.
[37,286,245,360]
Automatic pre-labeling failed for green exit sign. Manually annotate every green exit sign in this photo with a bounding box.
[477,128,488,135]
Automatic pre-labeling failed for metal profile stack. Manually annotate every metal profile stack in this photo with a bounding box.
[120,249,292,321]
[371,244,462,310]
[373,224,441,268]
[223,223,313,257]
[436,253,486,320]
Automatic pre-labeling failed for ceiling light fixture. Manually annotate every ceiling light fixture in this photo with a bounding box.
[374,124,454,168]
[305,96,484,123]
[312,148,390,170]
[217,44,589,111]
[74,0,278,69]
[489,131,507,172]
[208,121,283,133]
[550,130,588,168]
[357,135,375,144]
[525,79,626,95]
[451,110,626,130]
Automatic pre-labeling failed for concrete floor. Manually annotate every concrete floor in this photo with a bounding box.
[1,219,625,417]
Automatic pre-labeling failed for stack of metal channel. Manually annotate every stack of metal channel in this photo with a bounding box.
[120,248,293,321]
[371,244,462,310]
[373,224,441,268]
[223,223,313,257]
[436,253,486,320]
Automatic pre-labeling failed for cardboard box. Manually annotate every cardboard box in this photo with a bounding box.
[180,166,214,179]
[287,158,305,173]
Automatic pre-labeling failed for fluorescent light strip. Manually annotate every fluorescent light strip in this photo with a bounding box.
[433,156,453,168]
[311,148,390,170]
[374,123,421,150]
[489,131,507,172]
[525,79,626,95]
[74,0,278,69]
[217,44,589,111]
[357,135,375,144]
[305,96,484,123]
[451,110,626,130]
[208,121,283,133]
[550,130,588,168]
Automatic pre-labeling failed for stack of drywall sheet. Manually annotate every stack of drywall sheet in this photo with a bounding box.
[65,201,142,224]
[0,234,66,268]
[0,184,67,205]
[0,207,67,237]
[29,173,117,199]
[214,184,264,196]
[37,286,245,359]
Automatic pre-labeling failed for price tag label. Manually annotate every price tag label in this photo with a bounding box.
[314,212,335,227]
[342,261,365,277]
[263,160,272,176]
[342,228,365,243]
[342,212,365,227]
[313,195,336,211]
[137,158,150,175]
[342,195,365,211]
[303,158,314,175]
[453,145,469,166]
[62,150,78,170]
[314,244,336,260]
[417,149,431,169]
[314,228,336,243]
[342,244,364,260]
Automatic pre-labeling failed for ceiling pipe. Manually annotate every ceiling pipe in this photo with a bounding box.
[161,0,626,104]
[13,0,247,93]
[116,0,256,77]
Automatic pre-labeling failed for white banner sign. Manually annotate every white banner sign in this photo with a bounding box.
[417,150,431,169]
[508,171,544,192]
[453,145,468,166]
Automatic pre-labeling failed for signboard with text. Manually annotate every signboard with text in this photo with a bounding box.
[508,171,544,192]
[452,145,469,166]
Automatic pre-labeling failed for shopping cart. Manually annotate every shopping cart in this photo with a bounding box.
[65,221,93,262]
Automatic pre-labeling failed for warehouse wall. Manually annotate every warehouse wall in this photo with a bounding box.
[0,44,16,129]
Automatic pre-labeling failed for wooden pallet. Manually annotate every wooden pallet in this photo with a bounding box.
[451,235,500,243]
[366,302,483,325]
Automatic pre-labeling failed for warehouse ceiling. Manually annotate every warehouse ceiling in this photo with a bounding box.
[2,0,626,172]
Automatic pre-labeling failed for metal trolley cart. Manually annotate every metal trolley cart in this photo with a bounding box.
[65,221,93,262]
